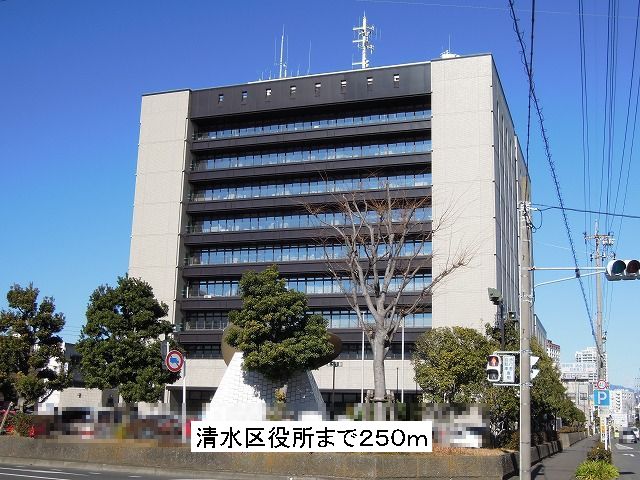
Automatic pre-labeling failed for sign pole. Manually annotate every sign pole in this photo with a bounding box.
[182,358,187,444]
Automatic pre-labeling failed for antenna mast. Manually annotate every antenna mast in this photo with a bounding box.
[278,26,287,78]
[352,13,375,69]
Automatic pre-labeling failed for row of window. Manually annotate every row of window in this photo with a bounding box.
[186,241,432,266]
[194,109,431,141]
[191,139,431,171]
[184,344,222,359]
[190,173,431,202]
[184,274,432,298]
[338,343,415,360]
[186,208,432,234]
[313,309,432,329]
[182,309,432,331]
[216,74,404,106]
[182,342,417,360]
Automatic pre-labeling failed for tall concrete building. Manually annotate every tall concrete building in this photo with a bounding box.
[129,53,531,413]
[575,346,608,382]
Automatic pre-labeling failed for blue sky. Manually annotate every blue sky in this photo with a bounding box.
[0,0,638,387]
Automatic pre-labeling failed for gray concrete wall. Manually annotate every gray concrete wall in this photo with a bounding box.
[129,90,191,327]
[0,437,517,479]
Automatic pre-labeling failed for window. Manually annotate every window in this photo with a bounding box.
[265,88,272,97]
[314,82,321,95]
[289,85,297,96]
[241,90,248,101]
[218,93,224,103]
[393,74,400,87]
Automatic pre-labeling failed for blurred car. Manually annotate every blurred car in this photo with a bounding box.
[632,427,639,441]
[620,428,637,444]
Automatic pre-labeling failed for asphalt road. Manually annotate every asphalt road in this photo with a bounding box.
[612,439,640,478]
[0,464,203,480]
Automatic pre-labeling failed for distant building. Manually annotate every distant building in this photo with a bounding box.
[546,340,560,366]
[610,389,635,428]
[533,315,547,349]
[575,346,607,382]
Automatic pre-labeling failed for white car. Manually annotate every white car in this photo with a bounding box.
[632,427,639,440]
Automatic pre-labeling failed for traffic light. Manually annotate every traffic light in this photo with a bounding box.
[488,288,502,305]
[605,259,640,280]
[487,354,502,382]
[530,355,540,380]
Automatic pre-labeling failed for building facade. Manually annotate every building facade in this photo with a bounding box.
[610,389,636,428]
[129,54,530,413]
[575,346,608,382]
[546,339,561,366]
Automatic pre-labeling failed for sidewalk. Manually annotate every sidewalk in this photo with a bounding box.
[529,435,598,479]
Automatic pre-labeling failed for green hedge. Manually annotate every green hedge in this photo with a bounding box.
[575,460,619,480]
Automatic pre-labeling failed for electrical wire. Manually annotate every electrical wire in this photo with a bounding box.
[532,204,640,219]
[613,0,640,250]
[578,0,592,244]
[525,0,536,166]
[357,0,640,19]
[507,0,599,352]
[604,0,620,234]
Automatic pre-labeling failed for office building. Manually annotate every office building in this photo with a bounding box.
[129,53,530,412]
[575,346,607,382]
[546,339,561,366]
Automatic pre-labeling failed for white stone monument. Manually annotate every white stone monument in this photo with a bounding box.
[205,352,326,421]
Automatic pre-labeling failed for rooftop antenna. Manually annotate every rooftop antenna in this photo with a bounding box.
[307,41,311,75]
[278,26,288,78]
[352,13,375,69]
[440,33,460,59]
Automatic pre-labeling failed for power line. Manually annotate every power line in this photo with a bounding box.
[578,0,592,238]
[533,203,640,219]
[357,0,640,19]
[525,0,535,166]
[507,0,598,347]
[613,0,640,250]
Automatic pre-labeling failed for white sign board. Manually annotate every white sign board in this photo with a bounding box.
[502,355,516,383]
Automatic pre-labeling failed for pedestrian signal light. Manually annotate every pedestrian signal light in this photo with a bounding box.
[487,354,502,383]
[605,259,640,280]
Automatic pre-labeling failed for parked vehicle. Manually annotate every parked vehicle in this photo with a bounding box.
[632,427,640,440]
[620,428,637,444]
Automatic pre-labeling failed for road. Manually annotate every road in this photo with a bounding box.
[0,464,203,480]
[612,439,640,478]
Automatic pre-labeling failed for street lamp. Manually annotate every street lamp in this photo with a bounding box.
[329,361,342,419]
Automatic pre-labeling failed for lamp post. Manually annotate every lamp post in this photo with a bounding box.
[330,361,342,419]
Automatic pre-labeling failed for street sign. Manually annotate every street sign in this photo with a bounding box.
[597,379,609,390]
[502,355,516,383]
[594,389,610,407]
[165,350,184,373]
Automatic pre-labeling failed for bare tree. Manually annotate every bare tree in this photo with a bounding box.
[306,186,470,402]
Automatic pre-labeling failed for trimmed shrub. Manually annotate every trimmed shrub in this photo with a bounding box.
[587,442,612,464]
[575,460,619,480]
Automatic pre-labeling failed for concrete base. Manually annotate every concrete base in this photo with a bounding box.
[205,353,326,421]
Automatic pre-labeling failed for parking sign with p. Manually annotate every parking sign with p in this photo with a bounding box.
[593,389,610,407]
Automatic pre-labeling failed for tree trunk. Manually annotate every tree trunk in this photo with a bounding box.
[372,335,387,402]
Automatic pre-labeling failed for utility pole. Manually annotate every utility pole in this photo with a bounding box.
[519,200,534,480]
[585,221,614,382]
